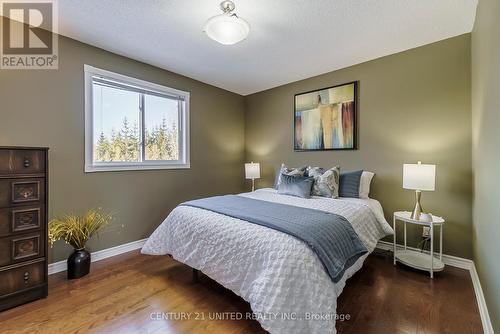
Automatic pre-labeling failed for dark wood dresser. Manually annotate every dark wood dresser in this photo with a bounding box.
[0,147,48,311]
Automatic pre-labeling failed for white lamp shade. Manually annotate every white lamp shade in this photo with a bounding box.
[245,162,260,179]
[204,14,250,45]
[403,163,436,191]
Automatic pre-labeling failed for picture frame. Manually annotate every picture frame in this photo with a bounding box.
[294,81,357,151]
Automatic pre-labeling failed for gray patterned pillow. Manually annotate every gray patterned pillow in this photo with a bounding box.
[307,166,340,198]
[274,163,307,189]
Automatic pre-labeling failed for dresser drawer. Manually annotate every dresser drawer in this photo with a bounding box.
[0,178,45,208]
[0,150,46,176]
[0,260,45,295]
[0,232,45,266]
[0,206,44,237]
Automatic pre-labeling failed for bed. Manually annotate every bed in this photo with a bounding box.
[141,188,393,334]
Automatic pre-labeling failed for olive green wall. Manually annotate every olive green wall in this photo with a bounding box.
[472,0,500,330]
[245,34,472,259]
[0,31,246,263]
[0,20,475,264]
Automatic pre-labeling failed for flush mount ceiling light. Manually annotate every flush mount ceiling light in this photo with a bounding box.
[203,0,250,45]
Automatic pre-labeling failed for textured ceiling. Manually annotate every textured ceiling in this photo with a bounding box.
[57,0,478,95]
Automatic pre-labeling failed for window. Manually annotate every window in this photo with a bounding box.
[84,65,190,172]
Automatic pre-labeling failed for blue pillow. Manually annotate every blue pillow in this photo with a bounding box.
[274,164,307,189]
[339,170,363,198]
[277,173,314,198]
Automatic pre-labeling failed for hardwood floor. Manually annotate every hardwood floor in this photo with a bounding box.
[0,250,483,334]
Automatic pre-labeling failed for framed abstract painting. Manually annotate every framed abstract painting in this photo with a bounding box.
[294,81,357,151]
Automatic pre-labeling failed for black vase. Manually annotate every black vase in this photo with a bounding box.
[67,248,91,279]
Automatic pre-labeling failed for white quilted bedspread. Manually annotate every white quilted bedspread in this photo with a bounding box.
[141,188,393,334]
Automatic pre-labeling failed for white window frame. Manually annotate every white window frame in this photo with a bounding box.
[84,65,190,172]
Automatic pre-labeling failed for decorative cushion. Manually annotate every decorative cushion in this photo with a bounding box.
[359,171,375,199]
[277,174,314,198]
[274,163,307,189]
[307,166,340,198]
[339,170,364,198]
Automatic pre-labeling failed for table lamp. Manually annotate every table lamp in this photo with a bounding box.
[403,161,436,220]
[245,162,260,192]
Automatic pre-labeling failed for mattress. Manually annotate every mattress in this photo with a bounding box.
[142,188,393,334]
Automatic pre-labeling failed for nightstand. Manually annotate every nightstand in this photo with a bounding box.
[393,211,445,278]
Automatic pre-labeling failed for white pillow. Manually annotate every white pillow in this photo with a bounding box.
[359,171,375,199]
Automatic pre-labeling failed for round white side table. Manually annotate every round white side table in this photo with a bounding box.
[393,211,445,278]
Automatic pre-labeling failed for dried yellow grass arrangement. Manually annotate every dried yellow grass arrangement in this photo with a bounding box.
[48,209,113,250]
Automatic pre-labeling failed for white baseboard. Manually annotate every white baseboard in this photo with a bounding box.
[376,241,494,334]
[48,238,147,275]
[470,263,495,334]
[47,259,67,275]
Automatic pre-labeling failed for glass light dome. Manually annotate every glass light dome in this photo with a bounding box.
[203,1,250,45]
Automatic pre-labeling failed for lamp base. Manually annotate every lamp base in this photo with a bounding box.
[410,190,423,220]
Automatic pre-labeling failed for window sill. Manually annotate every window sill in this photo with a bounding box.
[84,163,191,173]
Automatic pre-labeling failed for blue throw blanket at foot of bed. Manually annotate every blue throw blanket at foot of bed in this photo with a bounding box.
[180,195,367,283]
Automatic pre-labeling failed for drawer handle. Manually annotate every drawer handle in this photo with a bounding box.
[24,271,30,284]
[24,158,31,168]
